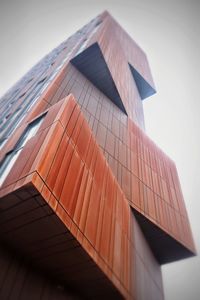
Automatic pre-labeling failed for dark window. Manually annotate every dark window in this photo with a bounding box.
[0,114,46,186]
[95,20,102,27]
[18,92,26,99]
[37,77,47,85]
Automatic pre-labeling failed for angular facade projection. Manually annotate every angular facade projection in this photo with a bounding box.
[0,11,195,299]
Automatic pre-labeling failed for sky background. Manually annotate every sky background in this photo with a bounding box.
[0,0,199,299]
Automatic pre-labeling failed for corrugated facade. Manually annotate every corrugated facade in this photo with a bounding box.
[0,11,195,299]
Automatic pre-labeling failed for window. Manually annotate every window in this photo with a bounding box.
[27,77,33,83]
[0,110,19,132]
[37,77,47,85]
[76,22,102,55]
[95,20,102,27]
[18,92,26,99]
[0,151,21,186]
[35,57,69,97]
[0,139,8,150]
[76,39,88,55]
[0,114,45,186]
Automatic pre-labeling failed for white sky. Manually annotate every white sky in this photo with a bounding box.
[0,1,199,299]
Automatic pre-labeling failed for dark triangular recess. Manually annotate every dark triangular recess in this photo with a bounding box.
[132,208,195,264]
[129,63,156,100]
[70,43,127,114]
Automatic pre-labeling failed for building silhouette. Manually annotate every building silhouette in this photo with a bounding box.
[0,11,195,299]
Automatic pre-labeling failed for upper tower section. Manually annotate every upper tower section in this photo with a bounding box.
[71,11,156,127]
[0,11,155,150]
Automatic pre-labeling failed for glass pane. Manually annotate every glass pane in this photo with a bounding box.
[0,150,21,186]
[0,114,46,186]
[17,114,45,149]
[0,138,8,150]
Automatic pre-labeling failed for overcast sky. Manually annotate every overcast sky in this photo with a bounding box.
[0,1,199,299]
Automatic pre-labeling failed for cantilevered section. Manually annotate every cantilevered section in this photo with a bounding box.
[133,209,195,264]
[0,95,131,299]
[71,43,127,114]
[129,63,156,100]
[0,184,123,300]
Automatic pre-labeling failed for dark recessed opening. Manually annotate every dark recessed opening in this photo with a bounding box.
[18,92,26,99]
[128,63,156,100]
[132,208,195,264]
[37,77,47,85]
[95,20,102,27]
[71,42,127,114]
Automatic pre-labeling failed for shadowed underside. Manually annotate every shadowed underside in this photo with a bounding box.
[71,43,127,114]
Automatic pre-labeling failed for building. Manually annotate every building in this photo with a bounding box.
[0,11,195,299]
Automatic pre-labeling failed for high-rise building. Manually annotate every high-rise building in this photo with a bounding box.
[0,11,195,300]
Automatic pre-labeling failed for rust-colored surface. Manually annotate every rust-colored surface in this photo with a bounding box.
[0,11,195,300]
[0,95,165,299]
